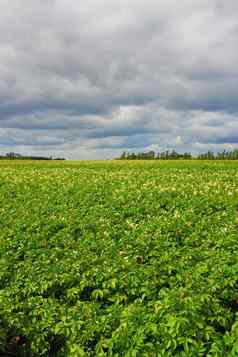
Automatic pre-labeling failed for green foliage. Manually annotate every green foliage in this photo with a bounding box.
[0,160,238,355]
[118,149,238,160]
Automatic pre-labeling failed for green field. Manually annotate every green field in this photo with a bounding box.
[1,160,238,356]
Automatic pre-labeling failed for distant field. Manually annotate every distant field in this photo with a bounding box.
[1,160,238,356]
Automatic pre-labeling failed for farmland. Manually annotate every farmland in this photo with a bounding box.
[1,160,238,356]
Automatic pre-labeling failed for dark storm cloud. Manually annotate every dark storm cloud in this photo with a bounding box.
[0,0,238,158]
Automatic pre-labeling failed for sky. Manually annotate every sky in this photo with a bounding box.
[0,0,238,159]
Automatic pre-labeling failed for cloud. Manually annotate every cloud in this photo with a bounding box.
[0,0,237,158]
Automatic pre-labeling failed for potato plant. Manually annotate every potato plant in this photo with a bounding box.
[0,160,238,356]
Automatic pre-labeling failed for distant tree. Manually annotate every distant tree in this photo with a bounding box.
[170,150,179,159]
[148,151,155,160]
[120,152,126,160]
[117,149,238,160]
[183,152,192,159]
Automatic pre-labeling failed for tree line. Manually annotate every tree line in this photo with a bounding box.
[117,149,238,160]
[0,153,65,160]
